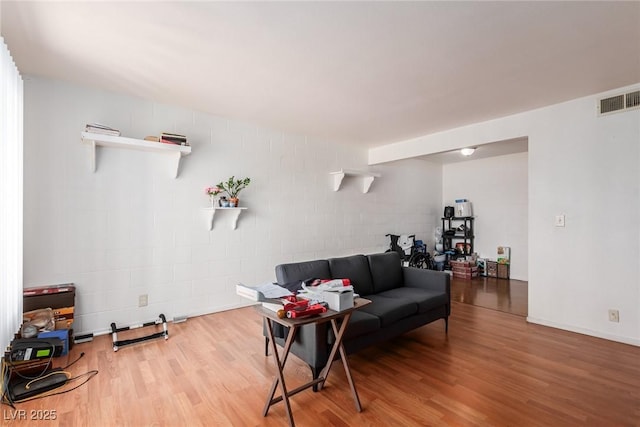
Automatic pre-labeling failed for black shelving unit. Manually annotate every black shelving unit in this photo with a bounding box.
[441,216,474,257]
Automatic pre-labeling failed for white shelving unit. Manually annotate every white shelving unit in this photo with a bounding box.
[203,207,247,230]
[81,132,192,178]
[329,169,381,193]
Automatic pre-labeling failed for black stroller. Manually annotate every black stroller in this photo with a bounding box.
[385,234,434,269]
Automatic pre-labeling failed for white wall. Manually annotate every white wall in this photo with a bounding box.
[23,76,442,335]
[527,94,639,346]
[442,152,528,280]
[370,84,640,346]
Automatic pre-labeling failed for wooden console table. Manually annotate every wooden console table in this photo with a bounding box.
[257,298,371,427]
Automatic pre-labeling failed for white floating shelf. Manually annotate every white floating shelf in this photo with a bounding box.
[329,169,381,193]
[203,207,248,230]
[81,132,192,178]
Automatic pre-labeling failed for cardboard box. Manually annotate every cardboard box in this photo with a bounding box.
[24,283,75,312]
[23,284,75,350]
[24,306,74,330]
[322,290,354,311]
[52,306,74,317]
[497,263,510,279]
[487,261,498,278]
[452,270,477,280]
[452,265,478,278]
[451,259,478,279]
[55,319,74,330]
[497,247,511,264]
[450,260,473,268]
[52,306,74,324]
[452,265,478,273]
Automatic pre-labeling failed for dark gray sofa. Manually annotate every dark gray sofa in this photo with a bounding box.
[268,252,450,380]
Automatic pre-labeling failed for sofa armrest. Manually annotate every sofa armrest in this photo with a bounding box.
[402,268,450,310]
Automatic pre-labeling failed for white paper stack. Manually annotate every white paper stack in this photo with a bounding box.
[236,282,293,302]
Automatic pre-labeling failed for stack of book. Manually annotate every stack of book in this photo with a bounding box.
[85,123,120,136]
[160,132,189,146]
[236,283,293,301]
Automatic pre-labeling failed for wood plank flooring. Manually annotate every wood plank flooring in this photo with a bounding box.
[3,302,638,426]
[450,276,528,317]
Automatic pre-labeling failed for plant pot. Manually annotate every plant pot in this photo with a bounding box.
[230,197,239,207]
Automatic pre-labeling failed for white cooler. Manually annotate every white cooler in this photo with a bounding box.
[455,201,473,217]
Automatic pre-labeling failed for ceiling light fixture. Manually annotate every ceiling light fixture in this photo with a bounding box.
[460,147,476,156]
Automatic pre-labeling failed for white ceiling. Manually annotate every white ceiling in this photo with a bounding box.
[420,137,529,164]
[2,1,639,150]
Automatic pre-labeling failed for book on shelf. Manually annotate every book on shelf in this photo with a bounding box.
[160,137,188,146]
[161,132,187,139]
[85,123,120,136]
[160,135,186,141]
[160,132,189,146]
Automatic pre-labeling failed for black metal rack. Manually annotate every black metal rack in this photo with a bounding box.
[441,216,475,256]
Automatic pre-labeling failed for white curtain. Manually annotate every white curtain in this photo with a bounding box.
[0,37,23,349]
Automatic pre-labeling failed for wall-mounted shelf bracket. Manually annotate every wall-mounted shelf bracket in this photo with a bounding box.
[204,207,247,230]
[329,169,381,193]
[81,132,191,178]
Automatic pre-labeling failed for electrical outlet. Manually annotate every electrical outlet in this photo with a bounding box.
[555,214,565,227]
[138,294,148,307]
[608,309,619,323]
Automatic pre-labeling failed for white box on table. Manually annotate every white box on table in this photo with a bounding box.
[322,289,354,311]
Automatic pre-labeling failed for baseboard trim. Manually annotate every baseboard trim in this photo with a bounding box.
[75,301,256,338]
[526,316,640,347]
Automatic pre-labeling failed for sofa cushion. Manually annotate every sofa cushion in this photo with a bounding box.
[367,252,403,293]
[328,255,375,296]
[359,295,418,327]
[275,260,331,284]
[377,287,449,314]
[337,311,381,341]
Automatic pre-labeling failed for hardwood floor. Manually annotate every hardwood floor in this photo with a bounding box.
[450,276,528,317]
[3,302,639,426]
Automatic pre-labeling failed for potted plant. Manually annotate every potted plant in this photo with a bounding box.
[216,176,251,207]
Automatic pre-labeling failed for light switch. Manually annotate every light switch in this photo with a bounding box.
[555,214,565,227]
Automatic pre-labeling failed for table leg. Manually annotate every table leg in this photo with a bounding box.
[263,323,297,411]
[334,321,362,412]
[263,319,297,426]
[317,312,352,392]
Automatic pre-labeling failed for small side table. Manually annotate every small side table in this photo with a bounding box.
[257,298,371,427]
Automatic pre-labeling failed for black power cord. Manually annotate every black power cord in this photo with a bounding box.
[2,349,95,407]
[12,369,99,404]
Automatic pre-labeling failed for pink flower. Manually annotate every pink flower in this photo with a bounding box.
[205,186,222,196]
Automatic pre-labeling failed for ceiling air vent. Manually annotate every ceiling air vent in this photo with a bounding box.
[598,90,640,116]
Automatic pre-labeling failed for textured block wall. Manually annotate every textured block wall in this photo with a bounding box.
[23,77,442,335]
